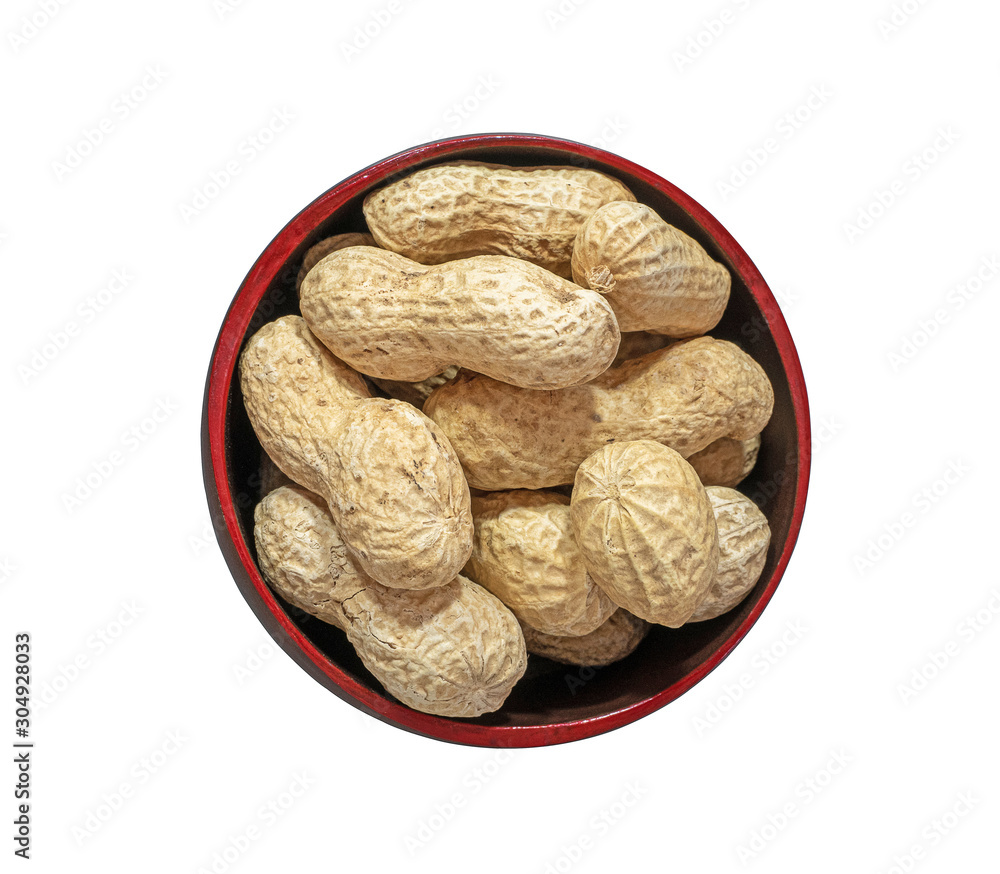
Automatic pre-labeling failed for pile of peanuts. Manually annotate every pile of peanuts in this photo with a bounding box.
[240,161,774,719]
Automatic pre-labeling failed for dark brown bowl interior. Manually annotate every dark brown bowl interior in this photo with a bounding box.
[202,133,810,747]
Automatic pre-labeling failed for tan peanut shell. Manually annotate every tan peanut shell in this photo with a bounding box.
[687,434,761,488]
[239,315,472,590]
[571,201,731,336]
[254,486,526,717]
[520,610,650,667]
[295,232,378,290]
[688,487,771,623]
[570,441,720,628]
[424,336,774,490]
[362,161,637,278]
[299,247,621,390]
[370,365,462,411]
[465,490,617,638]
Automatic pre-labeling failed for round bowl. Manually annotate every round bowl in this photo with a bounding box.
[201,132,810,748]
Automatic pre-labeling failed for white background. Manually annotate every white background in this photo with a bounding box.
[3,0,998,871]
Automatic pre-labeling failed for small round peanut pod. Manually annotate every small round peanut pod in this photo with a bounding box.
[254,485,527,718]
[570,440,720,628]
[687,434,762,489]
[688,487,771,623]
[571,200,731,337]
[465,490,617,638]
[295,232,377,291]
[520,610,650,667]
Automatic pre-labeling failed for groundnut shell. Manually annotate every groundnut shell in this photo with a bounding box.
[300,247,620,390]
[571,201,731,336]
[466,490,617,638]
[253,485,526,718]
[571,441,720,627]
[362,161,637,278]
[424,336,774,490]
[253,485,371,628]
[239,315,473,590]
[687,434,762,488]
[340,575,527,718]
[325,398,473,591]
[688,487,771,623]
[520,610,650,667]
[296,232,378,291]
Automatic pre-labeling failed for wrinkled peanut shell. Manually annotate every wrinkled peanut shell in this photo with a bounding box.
[254,485,526,718]
[465,490,617,638]
[424,335,774,490]
[239,315,472,590]
[687,434,761,489]
[572,200,731,336]
[571,441,720,627]
[520,610,650,667]
[300,247,620,390]
[688,487,771,622]
[363,161,637,278]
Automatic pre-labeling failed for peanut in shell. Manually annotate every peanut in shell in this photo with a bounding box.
[362,161,637,278]
[570,441,720,628]
[254,485,526,718]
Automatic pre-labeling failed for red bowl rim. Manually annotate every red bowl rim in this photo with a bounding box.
[202,132,811,748]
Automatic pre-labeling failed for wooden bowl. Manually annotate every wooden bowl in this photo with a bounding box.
[201,133,811,747]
